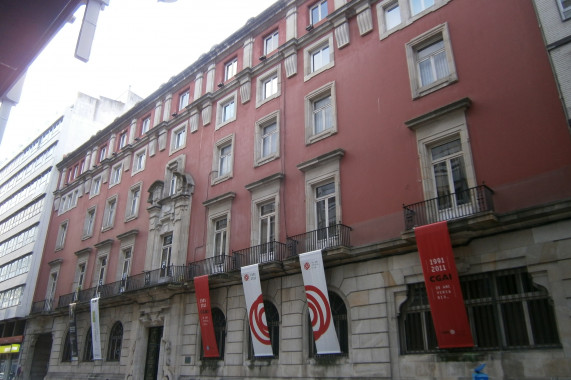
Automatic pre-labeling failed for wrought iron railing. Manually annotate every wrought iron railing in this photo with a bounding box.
[232,241,288,266]
[403,185,494,230]
[34,225,353,313]
[286,224,352,256]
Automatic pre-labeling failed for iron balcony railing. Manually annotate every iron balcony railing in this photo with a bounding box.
[33,225,352,313]
[286,224,352,256]
[232,241,288,266]
[403,185,494,230]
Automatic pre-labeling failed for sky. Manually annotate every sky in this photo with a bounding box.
[0,0,275,164]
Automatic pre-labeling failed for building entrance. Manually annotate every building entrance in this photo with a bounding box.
[143,326,163,380]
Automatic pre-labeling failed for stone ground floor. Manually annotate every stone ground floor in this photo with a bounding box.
[20,218,571,380]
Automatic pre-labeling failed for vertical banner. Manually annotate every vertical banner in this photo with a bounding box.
[241,264,273,357]
[415,221,474,348]
[68,303,79,361]
[90,297,102,360]
[299,250,341,355]
[194,275,220,358]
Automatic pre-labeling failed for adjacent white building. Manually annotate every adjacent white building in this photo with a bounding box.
[0,91,139,377]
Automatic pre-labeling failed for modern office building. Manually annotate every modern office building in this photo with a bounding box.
[23,1,571,379]
[0,91,139,379]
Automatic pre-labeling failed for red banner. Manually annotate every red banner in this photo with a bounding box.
[194,275,220,358]
[415,221,474,348]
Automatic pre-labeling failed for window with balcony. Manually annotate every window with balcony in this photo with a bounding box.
[74,262,87,293]
[94,256,107,287]
[160,234,173,278]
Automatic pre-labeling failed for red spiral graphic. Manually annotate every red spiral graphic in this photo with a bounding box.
[249,294,270,345]
[305,285,332,341]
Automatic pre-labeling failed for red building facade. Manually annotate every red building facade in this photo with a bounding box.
[23,1,571,379]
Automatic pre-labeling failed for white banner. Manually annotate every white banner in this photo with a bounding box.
[299,250,341,355]
[241,264,273,357]
[90,297,102,360]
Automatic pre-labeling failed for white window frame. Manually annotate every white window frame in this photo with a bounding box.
[298,149,343,233]
[379,1,403,35]
[377,0,448,40]
[160,234,173,278]
[216,91,238,129]
[405,23,457,99]
[304,34,334,81]
[90,175,102,198]
[126,182,142,221]
[170,122,188,154]
[411,105,477,206]
[74,261,87,292]
[264,31,279,55]
[46,269,59,307]
[224,58,238,81]
[102,195,118,231]
[132,147,147,174]
[254,111,280,166]
[309,0,328,25]
[119,247,132,281]
[204,193,234,263]
[55,221,69,250]
[256,65,281,108]
[558,0,571,20]
[179,89,190,110]
[304,81,337,144]
[118,132,127,149]
[141,116,151,134]
[82,206,96,239]
[94,255,108,287]
[409,0,434,16]
[109,163,123,188]
[212,134,235,185]
[247,174,281,249]
[99,146,107,164]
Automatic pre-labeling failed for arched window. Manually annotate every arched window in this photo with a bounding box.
[201,307,226,360]
[107,322,123,361]
[248,301,279,359]
[308,291,348,357]
[61,330,72,362]
[83,328,93,362]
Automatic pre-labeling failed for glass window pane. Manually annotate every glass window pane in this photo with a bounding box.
[385,4,401,30]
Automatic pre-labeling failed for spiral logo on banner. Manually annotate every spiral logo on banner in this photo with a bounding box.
[248,294,270,345]
[305,285,332,340]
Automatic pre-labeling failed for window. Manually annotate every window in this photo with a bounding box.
[82,207,96,238]
[406,23,457,98]
[160,234,172,278]
[126,184,141,220]
[90,175,102,197]
[170,123,187,153]
[304,34,334,81]
[216,91,238,129]
[264,31,279,55]
[179,90,190,110]
[120,248,132,281]
[212,134,235,184]
[213,217,228,259]
[56,221,68,250]
[62,330,72,362]
[118,132,127,149]
[304,81,337,144]
[430,139,469,211]
[46,271,58,305]
[310,0,328,25]
[256,66,281,107]
[410,0,434,16]
[308,292,348,357]
[202,308,226,359]
[224,58,238,81]
[99,145,107,164]
[83,328,93,362]
[315,182,338,245]
[384,2,401,30]
[399,268,561,354]
[110,163,123,187]
[132,148,146,174]
[248,301,279,358]
[95,256,107,286]
[107,322,123,361]
[258,202,276,262]
[141,117,151,134]
[74,262,86,292]
[558,0,571,20]
[102,196,117,230]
